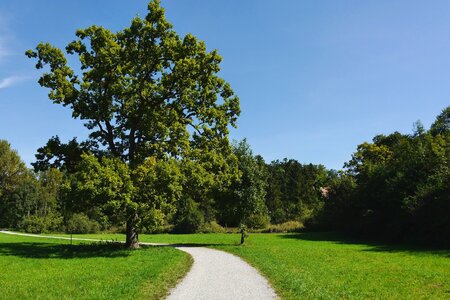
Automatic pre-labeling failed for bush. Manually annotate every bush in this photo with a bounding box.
[261,221,304,233]
[245,213,270,229]
[66,213,100,234]
[19,213,63,233]
[141,224,174,234]
[199,221,226,233]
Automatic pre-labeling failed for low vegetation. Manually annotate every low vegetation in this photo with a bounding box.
[0,233,191,300]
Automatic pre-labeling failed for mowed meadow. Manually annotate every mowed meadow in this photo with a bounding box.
[7,231,449,300]
[0,233,191,300]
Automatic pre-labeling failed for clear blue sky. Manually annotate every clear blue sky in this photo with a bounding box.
[0,1,449,170]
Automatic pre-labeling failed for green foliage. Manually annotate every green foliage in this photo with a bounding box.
[244,213,270,229]
[0,141,64,231]
[173,198,205,233]
[64,154,185,235]
[322,106,450,245]
[19,213,63,234]
[66,213,100,234]
[0,140,27,196]
[265,158,331,224]
[216,139,269,227]
[0,140,28,227]
[134,157,182,229]
[261,221,304,233]
[63,154,134,221]
[26,0,240,172]
[26,0,240,245]
[199,221,226,233]
[430,106,450,136]
[33,136,99,172]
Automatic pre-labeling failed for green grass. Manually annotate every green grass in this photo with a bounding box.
[58,231,450,299]
[0,233,191,300]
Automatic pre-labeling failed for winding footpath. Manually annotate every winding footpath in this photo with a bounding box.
[166,246,277,300]
[0,230,278,300]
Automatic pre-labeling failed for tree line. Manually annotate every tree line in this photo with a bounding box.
[317,107,449,246]
[1,106,448,247]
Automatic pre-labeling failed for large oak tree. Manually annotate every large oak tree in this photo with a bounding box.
[27,0,240,248]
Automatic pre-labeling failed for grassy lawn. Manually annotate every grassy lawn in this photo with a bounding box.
[0,233,191,300]
[54,231,450,299]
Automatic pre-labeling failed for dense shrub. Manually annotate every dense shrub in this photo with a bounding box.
[261,221,304,233]
[245,213,270,229]
[66,213,100,234]
[141,224,174,234]
[19,213,63,233]
[199,221,226,233]
[173,198,204,233]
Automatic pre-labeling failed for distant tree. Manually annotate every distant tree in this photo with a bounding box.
[37,168,64,217]
[430,106,450,136]
[216,139,269,228]
[33,136,99,172]
[26,0,240,247]
[324,109,450,245]
[0,140,28,227]
[0,140,63,231]
[265,159,330,224]
[0,140,27,199]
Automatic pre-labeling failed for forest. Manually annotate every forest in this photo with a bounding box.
[1,106,448,246]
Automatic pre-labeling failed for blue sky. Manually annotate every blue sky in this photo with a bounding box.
[0,0,449,170]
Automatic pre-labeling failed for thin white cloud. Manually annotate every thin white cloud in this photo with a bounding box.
[0,76,26,89]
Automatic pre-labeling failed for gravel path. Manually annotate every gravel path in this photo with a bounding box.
[166,246,278,300]
[0,231,278,300]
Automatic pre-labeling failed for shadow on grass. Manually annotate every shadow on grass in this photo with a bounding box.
[279,232,450,257]
[0,242,131,259]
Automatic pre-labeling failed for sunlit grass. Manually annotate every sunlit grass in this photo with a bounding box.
[0,233,191,300]
[65,231,450,299]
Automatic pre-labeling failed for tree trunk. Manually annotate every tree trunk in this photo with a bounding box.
[125,212,139,249]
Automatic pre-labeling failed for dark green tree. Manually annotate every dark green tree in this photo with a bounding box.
[323,109,450,245]
[265,159,330,224]
[33,136,99,172]
[430,106,450,136]
[26,0,240,247]
[216,139,269,228]
[0,140,29,227]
